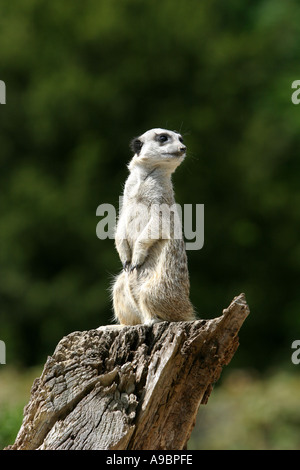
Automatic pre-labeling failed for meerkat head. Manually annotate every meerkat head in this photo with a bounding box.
[128,128,187,173]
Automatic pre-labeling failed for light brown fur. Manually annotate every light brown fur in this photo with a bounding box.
[112,128,195,325]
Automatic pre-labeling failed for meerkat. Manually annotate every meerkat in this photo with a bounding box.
[112,128,195,325]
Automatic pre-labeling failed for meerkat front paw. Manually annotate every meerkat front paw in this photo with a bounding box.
[130,250,148,272]
[116,238,132,271]
[129,263,142,272]
[122,260,131,271]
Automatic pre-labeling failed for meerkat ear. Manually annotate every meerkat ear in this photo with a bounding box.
[130,138,143,155]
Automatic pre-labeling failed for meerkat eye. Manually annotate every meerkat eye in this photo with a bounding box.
[179,136,183,143]
[156,134,169,143]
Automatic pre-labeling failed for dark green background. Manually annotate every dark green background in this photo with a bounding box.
[1,0,300,370]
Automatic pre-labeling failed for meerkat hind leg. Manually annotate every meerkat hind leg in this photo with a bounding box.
[112,271,142,325]
[97,324,125,331]
[139,289,163,324]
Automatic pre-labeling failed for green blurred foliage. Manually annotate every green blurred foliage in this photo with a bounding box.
[0,0,300,370]
[0,366,42,449]
[189,370,300,450]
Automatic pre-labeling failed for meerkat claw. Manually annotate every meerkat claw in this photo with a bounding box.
[129,264,140,272]
[123,261,131,271]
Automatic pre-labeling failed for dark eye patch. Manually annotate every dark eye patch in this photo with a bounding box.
[130,138,143,155]
[155,133,169,144]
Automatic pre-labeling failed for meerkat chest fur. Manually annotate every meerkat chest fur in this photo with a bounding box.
[128,169,173,202]
[122,167,175,248]
[120,129,183,250]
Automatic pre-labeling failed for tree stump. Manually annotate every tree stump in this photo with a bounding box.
[7,293,249,450]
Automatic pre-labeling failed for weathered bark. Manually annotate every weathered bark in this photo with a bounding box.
[7,293,249,451]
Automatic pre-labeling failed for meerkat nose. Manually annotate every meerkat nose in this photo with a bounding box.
[180,146,186,153]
